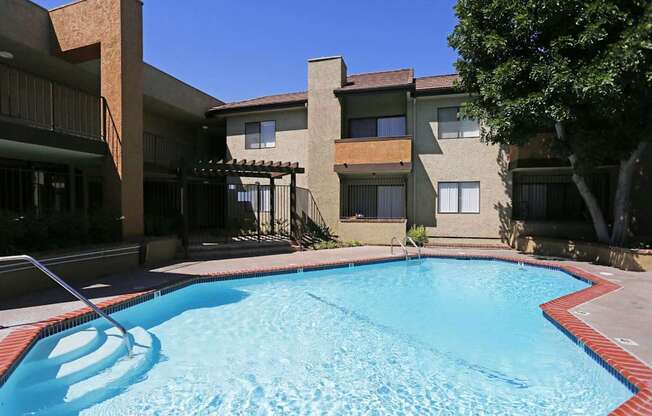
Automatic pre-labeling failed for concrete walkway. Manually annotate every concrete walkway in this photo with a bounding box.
[1,246,650,366]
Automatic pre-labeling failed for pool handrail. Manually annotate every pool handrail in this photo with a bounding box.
[405,237,422,259]
[0,254,133,356]
[390,237,408,260]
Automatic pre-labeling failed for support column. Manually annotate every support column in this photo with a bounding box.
[68,165,76,213]
[256,181,261,241]
[50,0,144,239]
[290,172,299,245]
[269,177,276,235]
[179,163,189,259]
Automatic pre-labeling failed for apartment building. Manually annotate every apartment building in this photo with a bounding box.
[1,0,649,248]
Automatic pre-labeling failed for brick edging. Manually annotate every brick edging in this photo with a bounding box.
[0,253,650,415]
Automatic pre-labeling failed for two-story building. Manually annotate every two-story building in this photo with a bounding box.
[1,0,649,250]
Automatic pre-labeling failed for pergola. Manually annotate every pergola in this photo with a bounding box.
[178,158,305,252]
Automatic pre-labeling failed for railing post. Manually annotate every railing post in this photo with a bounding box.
[256,181,261,241]
[269,177,275,235]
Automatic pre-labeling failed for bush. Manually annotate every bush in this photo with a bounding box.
[407,225,428,246]
[312,239,363,250]
[0,210,121,255]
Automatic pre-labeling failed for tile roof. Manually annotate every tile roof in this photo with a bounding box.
[208,70,461,115]
[336,68,415,92]
[415,74,460,93]
[209,91,307,112]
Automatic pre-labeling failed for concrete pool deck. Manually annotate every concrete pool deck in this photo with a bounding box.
[1,245,651,368]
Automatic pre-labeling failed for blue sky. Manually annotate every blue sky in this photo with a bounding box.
[33,0,459,102]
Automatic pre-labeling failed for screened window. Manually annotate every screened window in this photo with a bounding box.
[349,116,406,138]
[438,182,480,213]
[245,121,275,149]
[341,183,406,219]
[437,107,480,139]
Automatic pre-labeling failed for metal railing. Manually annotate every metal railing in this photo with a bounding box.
[405,236,421,259]
[0,63,102,140]
[0,255,132,355]
[390,236,408,260]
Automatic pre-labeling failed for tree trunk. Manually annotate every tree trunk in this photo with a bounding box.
[569,154,611,244]
[610,142,648,247]
[555,122,611,244]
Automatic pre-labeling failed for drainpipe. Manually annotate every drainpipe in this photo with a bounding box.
[411,94,417,224]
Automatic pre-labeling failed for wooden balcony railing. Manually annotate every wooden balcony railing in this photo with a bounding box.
[334,136,412,174]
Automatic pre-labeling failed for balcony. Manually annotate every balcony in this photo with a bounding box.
[143,132,195,168]
[334,136,412,174]
[0,63,106,156]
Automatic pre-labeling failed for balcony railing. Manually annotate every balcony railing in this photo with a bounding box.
[0,63,102,140]
[143,132,195,167]
[334,135,412,174]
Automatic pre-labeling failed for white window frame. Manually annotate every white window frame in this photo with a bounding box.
[438,181,480,214]
[437,106,480,139]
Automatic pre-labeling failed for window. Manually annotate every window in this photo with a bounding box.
[437,107,480,139]
[438,182,480,213]
[513,173,610,221]
[342,182,406,219]
[349,116,406,138]
[245,121,275,149]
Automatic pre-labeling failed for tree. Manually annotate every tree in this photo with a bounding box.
[449,0,652,246]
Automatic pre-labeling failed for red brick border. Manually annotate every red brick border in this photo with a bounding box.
[0,253,650,415]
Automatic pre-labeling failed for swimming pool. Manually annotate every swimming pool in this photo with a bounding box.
[0,258,633,415]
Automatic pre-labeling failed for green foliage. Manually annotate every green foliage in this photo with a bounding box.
[449,0,652,166]
[312,240,363,250]
[407,225,428,246]
[0,211,122,255]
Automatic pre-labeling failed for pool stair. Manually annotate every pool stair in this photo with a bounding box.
[9,325,157,414]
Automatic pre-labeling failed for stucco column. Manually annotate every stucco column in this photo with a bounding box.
[307,56,346,234]
[50,0,144,238]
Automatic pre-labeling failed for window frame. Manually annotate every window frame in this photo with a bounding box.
[437,181,481,214]
[436,106,480,140]
[244,120,276,149]
[348,115,407,139]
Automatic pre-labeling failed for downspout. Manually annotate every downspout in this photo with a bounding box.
[411,94,417,223]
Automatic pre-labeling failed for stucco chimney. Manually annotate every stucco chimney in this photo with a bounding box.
[306,56,346,233]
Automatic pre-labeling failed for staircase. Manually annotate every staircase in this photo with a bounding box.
[7,325,157,414]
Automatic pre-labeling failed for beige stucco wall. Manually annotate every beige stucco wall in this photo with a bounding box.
[225,108,308,186]
[410,94,511,240]
[338,220,406,245]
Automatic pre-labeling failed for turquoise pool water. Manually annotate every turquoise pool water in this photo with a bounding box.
[0,259,632,415]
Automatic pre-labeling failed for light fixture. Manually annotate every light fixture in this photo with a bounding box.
[0,51,14,60]
[201,125,209,130]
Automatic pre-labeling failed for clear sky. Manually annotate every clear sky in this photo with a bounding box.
[32,0,460,102]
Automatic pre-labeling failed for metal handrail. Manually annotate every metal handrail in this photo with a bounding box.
[405,237,422,259]
[390,236,408,260]
[0,255,132,356]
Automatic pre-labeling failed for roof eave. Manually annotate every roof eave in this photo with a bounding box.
[205,100,307,118]
[333,84,415,96]
[414,87,463,97]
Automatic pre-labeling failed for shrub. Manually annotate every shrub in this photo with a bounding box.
[407,225,428,246]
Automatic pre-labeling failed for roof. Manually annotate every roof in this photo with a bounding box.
[207,70,461,116]
[415,74,459,94]
[335,68,414,94]
[207,91,307,115]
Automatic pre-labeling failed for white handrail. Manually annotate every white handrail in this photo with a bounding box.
[405,237,422,259]
[390,236,408,260]
[0,255,132,356]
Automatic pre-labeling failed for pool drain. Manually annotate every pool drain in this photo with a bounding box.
[614,337,638,346]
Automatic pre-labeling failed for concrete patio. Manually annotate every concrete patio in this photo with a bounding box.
[1,245,651,366]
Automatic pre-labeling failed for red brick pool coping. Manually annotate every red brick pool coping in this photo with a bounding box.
[0,253,650,415]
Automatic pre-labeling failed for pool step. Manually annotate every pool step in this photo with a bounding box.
[17,326,156,412]
[63,327,154,405]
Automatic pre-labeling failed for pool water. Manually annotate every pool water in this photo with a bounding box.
[0,259,632,415]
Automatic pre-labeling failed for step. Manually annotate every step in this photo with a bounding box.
[48,327,101,363]
[63,327,154,405]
